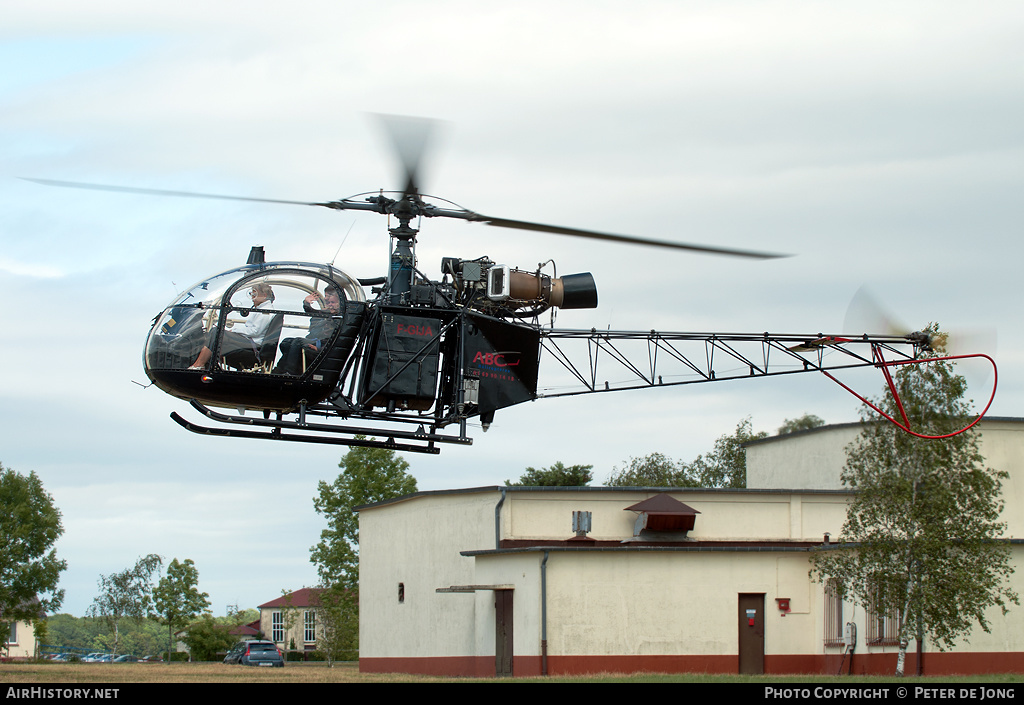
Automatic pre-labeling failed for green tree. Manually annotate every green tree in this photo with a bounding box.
[88,554,162,657]
[606,452,693,487]
[777,413,826,435]
[810,325,1017,677]
[311,443,417,587]
[687,417,767,488]
[0,463,66,648]
[506,461,593,486]
[310,442,417,657]
[151,558,210,660]
[179,613,237,661]
[313,583,357,666]
[606,418,767,488]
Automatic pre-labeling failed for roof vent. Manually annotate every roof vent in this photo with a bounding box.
[570,510,594,542]
[624,494,700,541]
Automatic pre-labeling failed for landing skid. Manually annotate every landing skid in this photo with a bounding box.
[170,399,472,454]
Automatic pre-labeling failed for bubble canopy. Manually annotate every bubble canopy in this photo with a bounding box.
[144,262,366,411]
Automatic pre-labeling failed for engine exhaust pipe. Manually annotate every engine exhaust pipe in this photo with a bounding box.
[489,267,598,309]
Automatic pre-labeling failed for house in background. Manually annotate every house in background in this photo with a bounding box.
[229,618,262,642]
[3,618,37,660]
[258,588,323,653]
[356,418,1024,677]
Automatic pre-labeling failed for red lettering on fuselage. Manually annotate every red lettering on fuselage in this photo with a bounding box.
[396,323,433,337]
[472,351,520,368]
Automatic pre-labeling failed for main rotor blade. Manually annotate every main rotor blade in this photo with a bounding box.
[374,114,438,199]
[21,178,322,207]
[471,214,789,259]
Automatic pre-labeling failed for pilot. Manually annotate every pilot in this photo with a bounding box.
[189,282,276,369]
[273,286,345,375]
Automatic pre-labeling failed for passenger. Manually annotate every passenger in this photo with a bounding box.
[189,282,276,370]
[273,286,345,375]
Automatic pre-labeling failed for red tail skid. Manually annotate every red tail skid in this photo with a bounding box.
[820,348,998,439]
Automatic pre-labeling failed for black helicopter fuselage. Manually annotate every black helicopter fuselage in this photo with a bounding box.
[143,255,569,435]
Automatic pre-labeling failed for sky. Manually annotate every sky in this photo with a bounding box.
[2,1,1022,618]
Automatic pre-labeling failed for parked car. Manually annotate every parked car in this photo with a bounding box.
[224,640,284,668]
[223,641,247,665]
[112,654,139,663]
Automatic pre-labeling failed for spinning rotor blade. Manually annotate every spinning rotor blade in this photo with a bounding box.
[469,214,788,258]
[21,178,322,207]
[843,284,996,357]
[375,114,438,199]
[843,285,906,336]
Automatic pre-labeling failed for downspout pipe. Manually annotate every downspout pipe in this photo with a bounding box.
[541,550,549,676]
[495,487,506,548]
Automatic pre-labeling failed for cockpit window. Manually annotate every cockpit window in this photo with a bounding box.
[145,264,361,375]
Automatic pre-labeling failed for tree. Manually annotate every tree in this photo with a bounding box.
[777,413,826,435]
[88,554,162,657]
[151,558,210,660]
[179,613,237,661]
[605,452,693,487]
[0,463,66,653]
[311,443,417,587]
[686,417,768,488]
[506,461,593,486]
[313,583,358,666]
[310,442,417,657]
[810,325,1017,676]
[606,418,767,488]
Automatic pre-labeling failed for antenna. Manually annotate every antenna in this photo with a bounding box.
[329,221,357,266]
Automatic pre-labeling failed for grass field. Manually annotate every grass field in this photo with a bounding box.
[1,662,1023,684]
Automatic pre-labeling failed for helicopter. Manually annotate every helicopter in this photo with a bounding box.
[29,117,997,453]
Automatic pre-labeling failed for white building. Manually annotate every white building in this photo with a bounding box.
[3,618,38,660]
[356,418,1024,676]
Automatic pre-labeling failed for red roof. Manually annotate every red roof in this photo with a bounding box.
[230,619,261,636]
[258,588,324,609]
[624,494,700,515]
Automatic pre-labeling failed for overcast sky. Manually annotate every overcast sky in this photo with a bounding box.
[2,1,1022,618]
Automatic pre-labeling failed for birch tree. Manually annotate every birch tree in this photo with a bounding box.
[89,554,163,657]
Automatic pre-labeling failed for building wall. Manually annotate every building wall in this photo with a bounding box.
[746,424,861,491]
[358,490,498,669]
[358,419,1024,676]
[259,607,315,651]
[4,620,36,659]
[979,420,1024,537]
[504,489,849,542]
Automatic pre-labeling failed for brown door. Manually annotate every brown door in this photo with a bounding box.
[495,589,513,677]
[738,593,765,674]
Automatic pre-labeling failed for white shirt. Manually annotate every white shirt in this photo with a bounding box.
[230,300,276,346]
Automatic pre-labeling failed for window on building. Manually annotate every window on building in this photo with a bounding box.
[6,621,16,645]
[865,580,901,646]
[823,578,844,647]
[304,610,316,643]
[272,611,283,643]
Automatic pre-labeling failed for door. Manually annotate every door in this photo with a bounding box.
[738,593,765,674]
[495,589,513,677]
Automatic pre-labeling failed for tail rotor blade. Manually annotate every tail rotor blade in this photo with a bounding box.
[843,285,907,336]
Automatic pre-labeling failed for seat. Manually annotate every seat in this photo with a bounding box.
[255,314,284,373]
[222,314,284,373]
